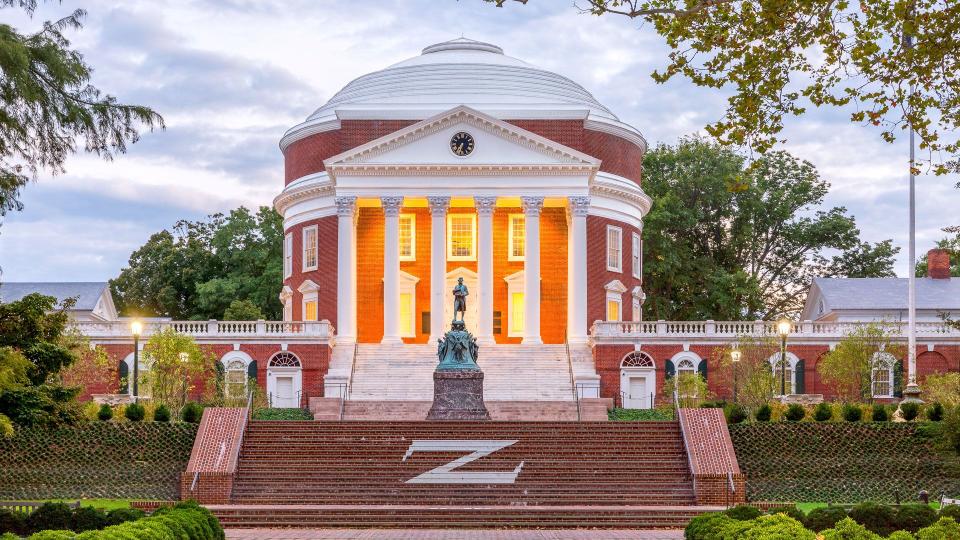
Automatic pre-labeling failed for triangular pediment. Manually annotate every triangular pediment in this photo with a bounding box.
[324,106,600,177]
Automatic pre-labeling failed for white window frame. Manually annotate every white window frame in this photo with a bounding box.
[508,214,525,262]
[871,352,896,398]
[302,225,318,272]
[283,233,293,279]
[399,214,416,262]
[606,225,623,273]
[447,213,477,261]
[604,280,627,322]
[122,351,152,398]
[768,352,799,396]
[298,280,319,322]
[504,270,525,337]
[398,270,419,338]
[631,232,641,279]
[220,351,253,399]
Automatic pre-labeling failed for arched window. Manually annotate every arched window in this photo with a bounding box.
[621,351,655,368]
[676,358,696,377]
[768,352,799,396]
[871,352,896,398]
[121,351,152,397]
[225,360,247,398]
[269,351,301,368]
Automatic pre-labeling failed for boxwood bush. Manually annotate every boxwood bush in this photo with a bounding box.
[181,403,203,424]
[22,502,224,540]
[153,405,171,423]
[928,402,944,422]
[96,405,112,422]
[785,403,806,422]
[848,501,898,536]
[843,403,864,422]
[900,402,921,422]
[804,505,849,532]
[871,404,889,422]
[124,403,145,422]
[813,403,833,422]
[755,404,772,422]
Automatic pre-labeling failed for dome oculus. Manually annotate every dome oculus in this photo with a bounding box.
[450,131,475,157]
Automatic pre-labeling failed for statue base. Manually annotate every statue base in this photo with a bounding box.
[426,369,491,421]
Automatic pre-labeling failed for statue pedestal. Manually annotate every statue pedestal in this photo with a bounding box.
[426,370,491,421]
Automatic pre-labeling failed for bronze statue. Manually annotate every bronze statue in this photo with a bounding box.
[452,277,469,322]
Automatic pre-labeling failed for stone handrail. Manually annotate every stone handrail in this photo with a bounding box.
[72,319,334,340]
[591,319,960,339]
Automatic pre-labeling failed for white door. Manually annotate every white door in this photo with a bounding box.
[626,377,649,409]
[275,376,295,408]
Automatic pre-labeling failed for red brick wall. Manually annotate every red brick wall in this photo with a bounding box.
[284,130,340,184]
[586,215,642,327]
[284,215,338,325]
[585,129,644,184]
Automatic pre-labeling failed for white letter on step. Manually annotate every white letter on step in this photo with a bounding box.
[402,440,524,484]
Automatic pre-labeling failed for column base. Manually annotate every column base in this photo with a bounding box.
[566,335,589,346]
[901,383,924,403]
[521,336,543,345]
[380,336,404,346]
[476,335,496,346]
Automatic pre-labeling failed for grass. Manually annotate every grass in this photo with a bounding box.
[607,407,675,421]
[793,502,941,514]
[252,408,314,421]
[28,499,133,511]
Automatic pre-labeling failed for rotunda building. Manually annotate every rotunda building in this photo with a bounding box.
[274,38,650,349]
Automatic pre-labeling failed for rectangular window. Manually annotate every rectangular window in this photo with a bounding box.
[872,368,891,397]
[284,233,293,278]
[508,214,525,261]
[632,233,641,279]
[399,292,414,337]
[510,292,525,335]
[773,365,794,396]
[447,214,477,261]
[226,369,246,399]
[606,226,622,272]
[302,226,318,272]
[606,299,621,322]
[399,214,416,261]
[304,299,318,321]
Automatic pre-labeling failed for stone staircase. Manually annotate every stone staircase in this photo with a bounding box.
[211,420,714,528]
[309,398,613,421]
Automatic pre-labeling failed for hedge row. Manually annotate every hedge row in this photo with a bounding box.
[0,503,144,536]
[728,423,960,503]
[686,513,960,540]
[0,423,198,500]
[3,502,224,540]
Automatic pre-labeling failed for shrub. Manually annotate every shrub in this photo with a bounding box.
[928,402,945,422]
[70,506,107,532]
[819,517,881,539]
[755,404,772,422]
[181,402,203,423]
[784,403,806,422]
[124,402,145,422]
[685,512,735,539]
[900,402,921,422]
[939,504,960,521]
[871,404,889,422]
[887,532,916,540]
[105,507,145,526]
[154,404,171,423]
[725,404,748,424]
[805,506,850,532]
[0,509,27,536]
[25,503,73,533]
[1,533,18,540]
[848,501,898,536]
[26,531,74,540]
[843,403,864,422]
[813,402,833,422]
[96,404,113,422]
[718,514,815,539]
[917,517,960,540]
[766,505,805,523]
[725,504,762,521]
[896,504,938,532]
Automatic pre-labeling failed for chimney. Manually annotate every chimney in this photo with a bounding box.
[927,248,951,279]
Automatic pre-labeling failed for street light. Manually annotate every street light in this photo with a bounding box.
[776,320,792,397]
[130,320,143,403]
[731,348,742,403]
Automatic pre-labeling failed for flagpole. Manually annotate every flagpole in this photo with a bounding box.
[903,29,922,402]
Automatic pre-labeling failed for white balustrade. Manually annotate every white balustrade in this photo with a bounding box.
[71,320,334,341]
[590,319,960,340]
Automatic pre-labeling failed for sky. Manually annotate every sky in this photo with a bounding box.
[1,0,957,282]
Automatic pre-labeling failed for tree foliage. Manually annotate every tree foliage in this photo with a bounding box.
[0,1,162,217]
[490,0,960,176]
[110,206,283,320]
[141,328,213,413]
[223,299,264,321]
[642,138,897,320]
[713,335,779,410]
[817,322,905,402]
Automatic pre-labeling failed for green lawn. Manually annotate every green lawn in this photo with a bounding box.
[794,502,940,514]
[29,499,133,511]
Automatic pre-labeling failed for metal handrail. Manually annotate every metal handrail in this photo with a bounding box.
[348,341,359,399]
[564,340,581,421]
[336,383,348,421]
[727,471,736,508]
[674,390,697,496]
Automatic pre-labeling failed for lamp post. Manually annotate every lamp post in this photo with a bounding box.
[731,348,742,403]
[130,320,143,403]
[777,320,792,397]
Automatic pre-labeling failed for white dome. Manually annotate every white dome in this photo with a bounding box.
[282,38,645,150]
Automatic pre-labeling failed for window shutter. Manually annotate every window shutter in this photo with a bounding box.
[118,360,129,393]
[893,360,904,398]
[247,360,258,382]
[665,359,675,380]
[697,360,708,381]
[794,359,805,394]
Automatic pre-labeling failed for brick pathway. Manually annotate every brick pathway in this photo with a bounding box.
[225,530,685,539]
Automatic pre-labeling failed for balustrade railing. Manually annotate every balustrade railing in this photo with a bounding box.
[592,319,960,339]
[71,319,333,339]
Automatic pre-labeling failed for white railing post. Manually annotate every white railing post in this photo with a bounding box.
[656,320,667,335]
[256,319,266,335]
[705,320,716,335]
[801,320,813,335]
[207,319,217,335]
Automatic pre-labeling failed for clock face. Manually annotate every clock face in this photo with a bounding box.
[450,131,475,157]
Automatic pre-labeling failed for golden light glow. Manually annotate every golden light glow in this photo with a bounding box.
[776,320,792,336]
[731,349,742,363]
[130,320,143,336]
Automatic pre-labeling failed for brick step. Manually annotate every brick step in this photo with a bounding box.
[207,504,716,529]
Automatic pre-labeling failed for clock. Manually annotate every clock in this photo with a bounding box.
[450,131,475,157]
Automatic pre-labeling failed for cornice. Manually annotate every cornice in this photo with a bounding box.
[273,175,336,215]
[590,175,653,216]
[279,119,341,152]
[583,118,648,154]
[329,163,598,178]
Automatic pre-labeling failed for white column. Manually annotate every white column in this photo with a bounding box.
[381,196,404,345]
[521,196,543,345]
[475,196,497,345]
[567,196,590,344]
[335,196,357,343]
[427,196,450,343]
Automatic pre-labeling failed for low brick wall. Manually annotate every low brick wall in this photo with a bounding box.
[180,407,248,503]
[677,408,746,505]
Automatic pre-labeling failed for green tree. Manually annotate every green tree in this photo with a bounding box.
[642,138,897,320]
[111,206,283,320]
[223,299,264,321]
[713,336,779,411]
[141,328,212,414]
[489,0,960,176]
[817,322,905,402]
[0,1,162,217]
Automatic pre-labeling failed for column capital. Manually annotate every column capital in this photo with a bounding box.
[567,196,591,217]
[521,196,544,216]
[335,196,357,217]
[474,196,497,216]
[381,196,404,217]
[427,196,451,217]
